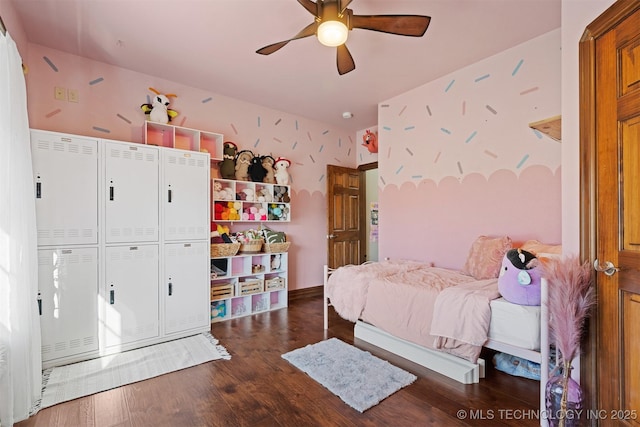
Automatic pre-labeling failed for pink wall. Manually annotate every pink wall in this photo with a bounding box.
[22,43,356,290]
[378,30,562,268]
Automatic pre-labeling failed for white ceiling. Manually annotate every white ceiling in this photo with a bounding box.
[9,0,560,133]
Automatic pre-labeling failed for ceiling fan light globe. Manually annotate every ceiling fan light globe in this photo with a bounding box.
[317,20,348,47]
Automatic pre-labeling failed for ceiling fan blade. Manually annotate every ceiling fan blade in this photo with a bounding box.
[336,44,355,75]
[339,0,353,14]
[297,0,318,16]
[351,15,431,37]
[256,22,317,55]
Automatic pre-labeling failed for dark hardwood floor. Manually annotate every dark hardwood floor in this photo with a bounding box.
[17,293,542,427]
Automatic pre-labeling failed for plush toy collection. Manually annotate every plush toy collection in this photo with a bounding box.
[140,87,178,124]
[218,142,292,185]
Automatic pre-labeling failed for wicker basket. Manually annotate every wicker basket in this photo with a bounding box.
[263,241,290,253]
[239,239,264,253]
[210,242,241,257]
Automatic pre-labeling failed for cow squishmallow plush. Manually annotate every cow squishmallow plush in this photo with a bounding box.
[497,248,542,306]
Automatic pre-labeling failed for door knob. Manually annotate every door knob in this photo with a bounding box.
[327,234,335,239]
[594,259,619,276]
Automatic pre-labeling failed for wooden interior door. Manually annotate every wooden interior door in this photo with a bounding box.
[326,165,365,269]
[581,1,640,424]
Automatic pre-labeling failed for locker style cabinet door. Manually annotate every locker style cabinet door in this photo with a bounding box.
[163,150,210,241]
[164,241,210,334]
[38,248,99,362]
[104,141,160,243]
[31,131,98,246]
[103,244,159,348]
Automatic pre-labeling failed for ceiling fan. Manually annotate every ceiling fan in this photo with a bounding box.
[256,0,431,75]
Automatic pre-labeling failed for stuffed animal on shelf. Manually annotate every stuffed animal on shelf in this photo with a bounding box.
[498,248,542,306]
[271,254,281,270]
[362,129,378,153]
[261,155,276,184]
[274,157,291,185]
[140,87,178,124]
[248,153,268,182]
[219,142,237,179]
[235,150,254,181]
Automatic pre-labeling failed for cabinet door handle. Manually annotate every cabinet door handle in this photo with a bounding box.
[36,182,41,199]
[168,189,172,203]
[37,292,42,315]
[110,289,115,304]
[109,185,114,201]
[168,282,173,296]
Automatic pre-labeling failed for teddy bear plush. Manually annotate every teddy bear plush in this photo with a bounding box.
[274,157,291,185]
[235,150,254,181]
[261,155,276,184]
[219,142,237,179]
[497,248,542,306]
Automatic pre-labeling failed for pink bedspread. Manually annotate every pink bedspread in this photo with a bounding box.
[327,260,499,364]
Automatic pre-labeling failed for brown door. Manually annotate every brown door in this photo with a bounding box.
[326,165,365,269]
[581,1,640,425]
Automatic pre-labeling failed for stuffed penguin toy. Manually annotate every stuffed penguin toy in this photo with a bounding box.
[497,248,542,306]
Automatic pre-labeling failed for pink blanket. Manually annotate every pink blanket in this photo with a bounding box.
[430,278,500,362]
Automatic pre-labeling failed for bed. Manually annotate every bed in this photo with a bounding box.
[323,237,560,426]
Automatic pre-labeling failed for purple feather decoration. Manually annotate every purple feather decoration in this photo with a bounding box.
[542,255,596,364]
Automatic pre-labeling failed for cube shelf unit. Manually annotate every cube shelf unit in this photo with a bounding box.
[213,178,291,222]
[210,252,288,322]
[144,121,224,160]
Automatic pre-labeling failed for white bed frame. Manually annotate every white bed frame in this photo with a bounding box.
[323,264,550,427]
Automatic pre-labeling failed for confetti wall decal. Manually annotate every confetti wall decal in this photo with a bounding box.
[230,123,238,134]
[485,105,497,114]
[257,116,261,127]
[474,74,490,82]
[45,109,62,118]
[441,128,451,134]
[457,161,463,174]
[202,97,212,103]
[405,148,414,155]
[116,113,131,124]
[484,150,498,158]
[319,144,324,153]
[254,138,261,147]
[404,126,415,131]
[520,87,539,95]
[383,126,391,131]
[517,154,530,169]
[395,165,404,174]
[465,131,477,144]
[309,154,315,163]
[426,105,432,116]
[273,137,282,143]
[434,152,441,163]
[92,126,110,133]
[512,59,524,76]
[398,106,407,116]
[292,141,298,149]
[89,77,104,85]
[307,131,312,141]
[322,130,329,135]
[275,118,282,125]
[43,56,58,72]
[445,80,455,92]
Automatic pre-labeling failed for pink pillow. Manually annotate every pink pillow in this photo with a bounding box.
[462,235,513,280]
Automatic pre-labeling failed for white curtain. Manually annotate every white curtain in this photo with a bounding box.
[0,32,42,426]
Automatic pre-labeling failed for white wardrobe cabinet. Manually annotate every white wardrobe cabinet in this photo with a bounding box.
[38,247,99,362]
[104,244,160,348]
[31,131,99,246]
[164,241,210,335]
[31,129,211,368]
[163,150,210,242]
[104,141,159,243]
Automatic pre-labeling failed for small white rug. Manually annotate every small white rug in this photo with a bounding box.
[34,333,230,412]
[282,338,417,413]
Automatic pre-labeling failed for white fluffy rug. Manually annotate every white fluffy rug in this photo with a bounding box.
[34,333,230,412]
[282,338,416,412]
